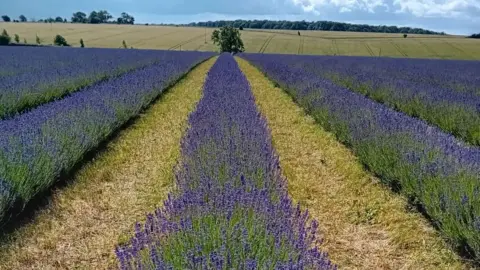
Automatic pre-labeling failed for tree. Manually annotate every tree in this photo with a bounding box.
[54,34,69,46]
[1,15,11,22]
[55,16,64,23]
[19,15,27,22]
[403,34,408,38]
[14,34,20,43]
[298,31,301,36]
[117,12,135,24]
[211,26,245,53]
[239,26,243,30]
[80,38,85,47]
[88,11,100,24]
[0,29,11,45]
[122,40,128,48]
[36,34,42,44]
[71,12,87,23]
[23,38,27,44]
[64,18,67,23]
[97,10,112,23]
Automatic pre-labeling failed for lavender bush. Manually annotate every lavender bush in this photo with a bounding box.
[246,54,480,146]
[0,50,214,225]
[116,54,335,269]
[241,53,480,260]
[0,47,196,119]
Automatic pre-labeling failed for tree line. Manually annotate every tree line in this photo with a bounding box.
[188,20,446,35]
[1,11,135,25]
[468,33,480,39]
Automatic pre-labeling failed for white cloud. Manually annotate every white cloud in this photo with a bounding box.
[393,0,480,19]
[290,0,388,13]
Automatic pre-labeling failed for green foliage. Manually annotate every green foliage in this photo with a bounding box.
[35,35,42,45]
[1,15,10,22]
[23,38,27,44]
[55,16,64,23]
[0,29,11,46]
[122,40,128,49]
[190,20,446,35]
[468,33,480,39]
[14,34,20,43]
[211,26,245,53]
[117,12,135,25]
[298,31,301,36]
[19,15,27,22]
[80,38,85,48]
[239,26,244,30]
[53,34,69,46]
[403,34,408,38]
[71,11,87,23]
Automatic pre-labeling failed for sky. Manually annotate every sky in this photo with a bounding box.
[2,0,479,35]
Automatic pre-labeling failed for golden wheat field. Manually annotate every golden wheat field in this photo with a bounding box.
[1,22,479,59]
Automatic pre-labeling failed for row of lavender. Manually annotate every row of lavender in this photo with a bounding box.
[0,47,192,119]
[116,54,335,269]
[240,54,480,259]
[0,50,214,226]
[266,54,480,146]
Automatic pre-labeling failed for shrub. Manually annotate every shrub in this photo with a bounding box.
[239,26,244,30]
[80,38,85,48]
[35,35,41,45]
[403,34,408,38]
[14,34,19,43]
[122,40,128,49]
[53,34,69,46]
[23,38,27,44]
[0,29,11,46]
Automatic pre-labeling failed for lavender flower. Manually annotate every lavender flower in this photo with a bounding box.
[116,54,334,269]
[241,53,480,260]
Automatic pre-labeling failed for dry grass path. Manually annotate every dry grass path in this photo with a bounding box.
[0,58,216,269]
[237,57,465,269]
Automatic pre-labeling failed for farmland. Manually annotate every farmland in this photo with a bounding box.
[1,22,480,59]
[0,29,479,269]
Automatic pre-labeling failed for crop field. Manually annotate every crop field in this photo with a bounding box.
[0,42,479,269]
[1,22,480,59]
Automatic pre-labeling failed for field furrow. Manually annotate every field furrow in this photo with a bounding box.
[241,53,480,263]
[236,57,463,269]
[0,58,216,269]
[0,50,214,226]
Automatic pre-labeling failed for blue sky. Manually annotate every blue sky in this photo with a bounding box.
[2,0,479,35]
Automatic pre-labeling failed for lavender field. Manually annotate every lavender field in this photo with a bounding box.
[0,46,478,268]
[241,53,480,261]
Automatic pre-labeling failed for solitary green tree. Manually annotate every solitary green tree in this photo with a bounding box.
[403,34,408,38]
[80,38,85,47]
[211,26,245,53]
